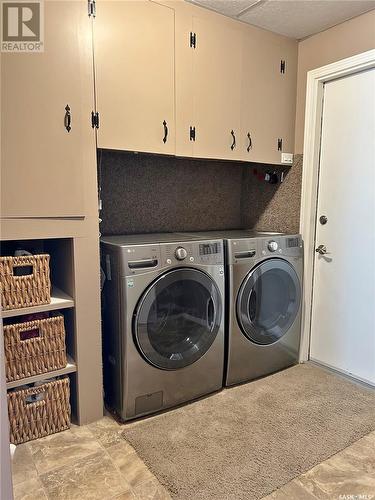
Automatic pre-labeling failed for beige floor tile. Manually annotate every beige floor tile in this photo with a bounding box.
[326,433,375,475]
[133,478,172,500]
[108,447,154,488]
[296,461,375,500]
[13,477,47,500]
[262,479,319,500]
[28,425,102,474]
[364,430,375,443]
[88,416,124,448]
[261,489,288,500]
[112,490,137,500]
[39,450,131,500]
[107,440,137,462]
[11,443,38,486]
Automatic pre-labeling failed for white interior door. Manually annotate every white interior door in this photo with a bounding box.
[310,68,375,385]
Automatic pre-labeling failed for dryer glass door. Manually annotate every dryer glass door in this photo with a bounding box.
[134,268,222,370]
[237,258,301,345]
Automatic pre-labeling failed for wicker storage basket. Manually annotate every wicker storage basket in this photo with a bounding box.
[7,378,71,445]
[0,254,51,310]
[4,315,67,382]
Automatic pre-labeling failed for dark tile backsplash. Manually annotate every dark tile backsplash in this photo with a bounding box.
[241,154,303,234]
[99,150,302,236]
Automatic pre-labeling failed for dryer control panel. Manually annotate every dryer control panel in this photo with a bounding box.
[228,234,303,265]
[259,235,303,259]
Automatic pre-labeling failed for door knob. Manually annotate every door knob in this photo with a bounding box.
[319,215,328,225]
[315,244,327,255]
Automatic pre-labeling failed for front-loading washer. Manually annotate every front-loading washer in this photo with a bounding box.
[225,233,303,385]
[101,233,225,421]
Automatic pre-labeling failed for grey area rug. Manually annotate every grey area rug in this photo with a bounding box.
[122,363,375,500]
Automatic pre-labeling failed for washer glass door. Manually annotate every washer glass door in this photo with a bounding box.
[134,268,222,370]
[237,258,301,345]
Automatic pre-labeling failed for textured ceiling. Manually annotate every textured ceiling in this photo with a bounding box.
[185,0,375,39]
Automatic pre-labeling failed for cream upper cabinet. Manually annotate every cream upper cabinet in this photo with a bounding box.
[94,1,175,155]
[1,0,95,218]
[239,29,297,164]
[92,0,297,163]
[190,15,242,161]
[275,40,298,157]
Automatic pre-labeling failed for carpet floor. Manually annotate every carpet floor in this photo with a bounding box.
[122,363,375,500]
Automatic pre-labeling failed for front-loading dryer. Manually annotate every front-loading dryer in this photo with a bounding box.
[101,233,225,421]
[226,233,303,386]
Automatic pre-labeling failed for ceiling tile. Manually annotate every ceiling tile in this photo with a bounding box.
[186,0,375,39]
[188,0,252,17]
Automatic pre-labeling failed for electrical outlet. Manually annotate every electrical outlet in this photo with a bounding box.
[281,153,293,165]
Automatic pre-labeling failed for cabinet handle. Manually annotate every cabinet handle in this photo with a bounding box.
[162,120,168,143]
[230,130,236,150]
[247,132,252,152]
[64,104,71,132]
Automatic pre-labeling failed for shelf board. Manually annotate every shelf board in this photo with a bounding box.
[1,286,74,319]
[6,355,77,390]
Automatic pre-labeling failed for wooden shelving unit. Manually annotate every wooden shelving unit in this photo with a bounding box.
[6,355,77,390]
[2,287,74,319]
[1,237,81,422]
[1,233,103,425]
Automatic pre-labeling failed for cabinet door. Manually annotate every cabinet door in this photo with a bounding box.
[276,41,297,156]
[191,15,242,160]
[1,0,94,218]
[240,31,297,164]
[95,1,175,155]
[174,3,194,158]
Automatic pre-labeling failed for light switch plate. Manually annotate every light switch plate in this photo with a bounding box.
[281,153,293,165]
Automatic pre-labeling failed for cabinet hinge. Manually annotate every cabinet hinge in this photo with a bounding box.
[189,126,196,141]
[190,32,196,49]
[277,138,283,151]
[91,111,100,129]
[88,0,96,18]
[280,59,286,74]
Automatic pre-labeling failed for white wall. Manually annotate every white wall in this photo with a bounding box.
[295,9,375,153]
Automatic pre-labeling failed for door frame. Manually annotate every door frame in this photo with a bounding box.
[299,48,375,362]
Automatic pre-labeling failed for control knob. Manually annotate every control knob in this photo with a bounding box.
[175,247,188,260]
[268,240,278,252]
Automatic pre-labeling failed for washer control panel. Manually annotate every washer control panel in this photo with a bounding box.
[161,240,223,266]
[110,237,225,277]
